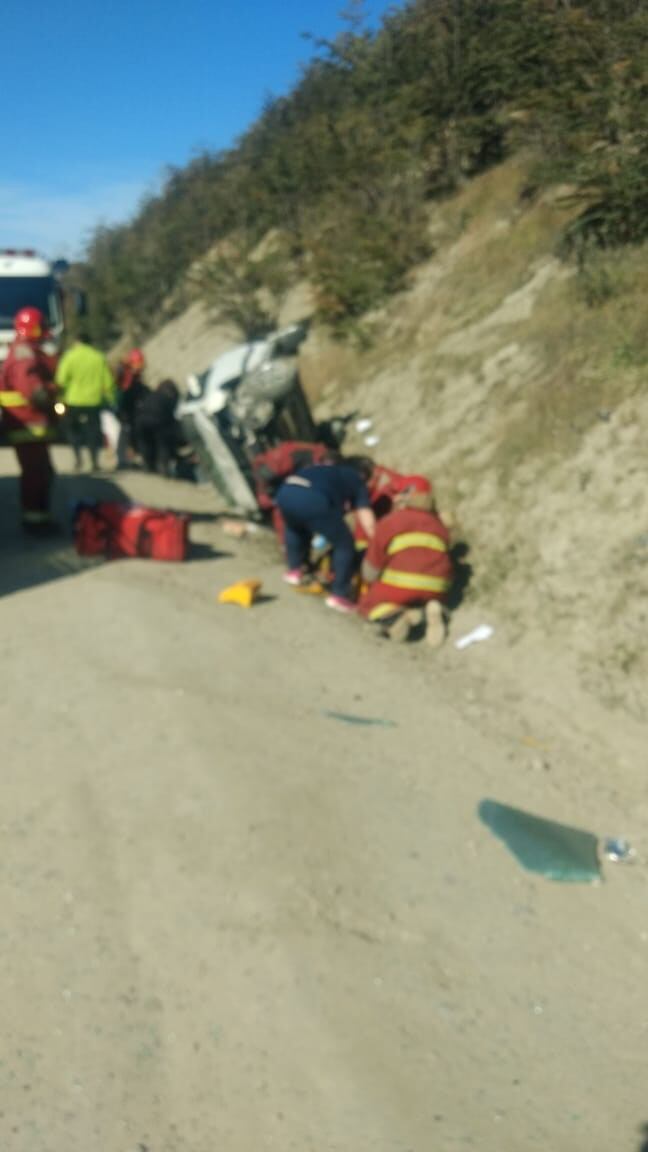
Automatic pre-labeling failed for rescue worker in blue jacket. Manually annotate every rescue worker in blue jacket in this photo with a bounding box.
[275,459,375,613]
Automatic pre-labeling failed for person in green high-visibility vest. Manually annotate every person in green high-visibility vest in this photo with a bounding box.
[55,332,116,472]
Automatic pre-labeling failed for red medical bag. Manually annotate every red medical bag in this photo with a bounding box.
[73,502,190,561]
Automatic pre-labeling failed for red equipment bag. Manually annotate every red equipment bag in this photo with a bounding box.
[73,505,110,556]
[137,509,190,561]
[73,502,190,561]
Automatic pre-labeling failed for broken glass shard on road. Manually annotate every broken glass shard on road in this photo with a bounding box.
[478,799,601,883]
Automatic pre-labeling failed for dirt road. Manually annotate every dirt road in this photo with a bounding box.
[1,450,646,1152]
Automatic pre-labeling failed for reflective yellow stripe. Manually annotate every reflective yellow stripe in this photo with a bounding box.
[0,391,26,408]
[386,532,447,556]
[22,511,51,524]
[6,427,56,444]
[381,568,450,593]
[368,602,401,622]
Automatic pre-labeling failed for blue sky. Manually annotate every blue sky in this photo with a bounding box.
[3,0,400,259]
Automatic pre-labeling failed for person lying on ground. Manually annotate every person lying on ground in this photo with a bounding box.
[275,458,375,614]
[357,476,453,646]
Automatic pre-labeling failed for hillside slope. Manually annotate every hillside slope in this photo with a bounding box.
[144,156,648,720]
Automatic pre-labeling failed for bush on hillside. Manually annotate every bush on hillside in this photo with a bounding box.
[194,234,296,340]
[78,0,648,347]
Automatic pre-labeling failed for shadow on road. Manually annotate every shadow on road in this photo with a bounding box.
[188,541,233,562]
[171,509,221,524]
[446,541,473,612]
[0,470,227,599]
[0,473,129,599]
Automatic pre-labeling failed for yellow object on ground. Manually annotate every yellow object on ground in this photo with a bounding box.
[296,581,327,596]
[218,580,262,607]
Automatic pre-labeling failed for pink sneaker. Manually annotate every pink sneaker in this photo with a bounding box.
[283,569,303,586]
[325,594,357,614]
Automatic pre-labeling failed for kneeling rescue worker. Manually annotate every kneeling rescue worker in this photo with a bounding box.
[0,307,59,532]
[358,476,453,645]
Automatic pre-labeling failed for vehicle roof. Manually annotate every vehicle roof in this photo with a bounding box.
[0,253,52,277]
[179,326,304,417]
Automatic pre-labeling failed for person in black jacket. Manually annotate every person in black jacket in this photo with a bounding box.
[116,349,150,469]
[135,378,181,476]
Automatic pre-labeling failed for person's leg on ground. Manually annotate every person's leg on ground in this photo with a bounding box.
[282,520,312,581]
[65,409,83,470]
[87,407,103,470]
[15,443,56,530]
[385,612,412,642]
[425,599,446,648]
[313,513,356,610]
[360,599,415,641]
[378,605,425,641]
[34,445,54,515]
[276,485,323,582]
[157,428,176,477]
[137,427,157,472]
[116,422,131,469]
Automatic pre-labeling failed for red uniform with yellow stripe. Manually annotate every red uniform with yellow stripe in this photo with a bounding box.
[0,338,58,524]
[0,341,58,444]
[353,466,434,552]
[368,465,414,517]
[357,506,453,621]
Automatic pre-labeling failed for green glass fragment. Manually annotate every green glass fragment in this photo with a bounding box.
[478,799,601,883]
[323,711,397,728]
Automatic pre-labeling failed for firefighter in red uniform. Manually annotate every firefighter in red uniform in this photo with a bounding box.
[358,475,453,645]
[368,463,415,518]
[0,307,59,532]
[351,460,424,553]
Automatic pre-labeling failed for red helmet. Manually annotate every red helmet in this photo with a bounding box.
[125,348,145,369]
[14,306,45,342]
[400,474,432,495]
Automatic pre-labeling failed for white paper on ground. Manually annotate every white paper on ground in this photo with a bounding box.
[455,624,494,650]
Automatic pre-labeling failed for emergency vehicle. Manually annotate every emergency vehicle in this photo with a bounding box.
[0,251,85,447]
[0,250,67,365]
